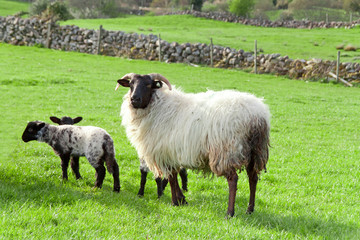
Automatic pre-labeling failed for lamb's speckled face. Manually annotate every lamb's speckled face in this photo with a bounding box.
[117,74,162,109]
[22,121,46,142]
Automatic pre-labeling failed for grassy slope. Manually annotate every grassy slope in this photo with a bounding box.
[0,43,359,239]
[62,15,360,63]
[0,0,29,16]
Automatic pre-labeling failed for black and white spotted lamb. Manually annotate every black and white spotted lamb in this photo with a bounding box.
[22,120,120,192]
[49,116,84,179]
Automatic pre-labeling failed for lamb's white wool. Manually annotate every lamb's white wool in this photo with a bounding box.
[121,86,270,179]
[39,125,112,168]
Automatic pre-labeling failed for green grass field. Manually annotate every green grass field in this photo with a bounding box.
[62,15,360,63]
[1,43,359,239]
[0,0,29,17]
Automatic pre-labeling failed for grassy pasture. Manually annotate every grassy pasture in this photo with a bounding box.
[0,43,359,239]
[62,15,360,63]
[0,0,29,17]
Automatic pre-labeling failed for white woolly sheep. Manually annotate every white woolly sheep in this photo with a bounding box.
[22,120,120,192]
[115,73,270,217]
[50,116,83,179]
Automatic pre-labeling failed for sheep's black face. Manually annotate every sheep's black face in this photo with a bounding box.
[117,74,162,109]
[22,121,46,142]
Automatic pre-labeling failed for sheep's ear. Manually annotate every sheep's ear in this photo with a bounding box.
[73,117,82,124]
[117,79,130,87]
[152,80,163,89]
[50,116,61,124]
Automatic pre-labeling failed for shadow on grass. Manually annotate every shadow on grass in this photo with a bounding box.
[0,164,169,217]
[1,165,357,239]
[185,185,358,239]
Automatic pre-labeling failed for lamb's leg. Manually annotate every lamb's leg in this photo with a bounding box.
[246,167,258,214]
[226,170,238,217]
[70,156,82,179]
[60,154,70,180]
[155,177,164,198]
[94,164,106,189]
[168,170,187,206]
[179,168,188,191]
[111,161,120,192]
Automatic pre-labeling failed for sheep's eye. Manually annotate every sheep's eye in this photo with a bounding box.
[28,128,33,133]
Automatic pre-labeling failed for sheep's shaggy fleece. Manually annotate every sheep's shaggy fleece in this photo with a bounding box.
[121,86,270,179]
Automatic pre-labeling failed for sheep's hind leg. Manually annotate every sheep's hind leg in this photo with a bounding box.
[226,170,238,218]
[111,160,120,192]
[70,156,82,179]
[94,164,106,189]
[168,170,187,206]
[179,168,188,191]
[246,166,258,214]
[60,154,70,180]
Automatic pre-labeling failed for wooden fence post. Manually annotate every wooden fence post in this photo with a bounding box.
[350,12,353,23]
[46,21,52,48]
[97,25,103,55]
[336,51,340,83]
[158,34,162,62]
[254,40,257,74]
[326,13,329,24]
[210,38,213,68]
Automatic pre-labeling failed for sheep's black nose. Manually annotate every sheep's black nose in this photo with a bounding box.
[131,96,143,108]
[131,96,141,103]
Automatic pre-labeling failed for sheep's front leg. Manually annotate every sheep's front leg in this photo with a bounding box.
[155,177,164,198]
[137,169,148,197]
[161,178,168,191]
[246,167,258,214]
[60,154,70,180]
[70,156,82,179]
[94,164,106,189]
[168,170,187,206]
[226,170,238,217]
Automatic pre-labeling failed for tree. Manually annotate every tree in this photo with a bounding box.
[229,0,255,17]
[191,0,203,11]
[343,0,360,13]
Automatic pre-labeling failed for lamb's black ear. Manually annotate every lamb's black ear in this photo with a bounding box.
[37,122,46,130]
[73,117,83,124]
[152,80,163,89]
[50,116,61,124]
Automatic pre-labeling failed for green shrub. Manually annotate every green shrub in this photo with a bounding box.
[68,0,118,19]
[279,9,294,20]
[29,0,72,21]
[29,0,49,16]
[229,0,255,17]
[343,0,360,13]
[48,1,73,20]
[202,1,229,12]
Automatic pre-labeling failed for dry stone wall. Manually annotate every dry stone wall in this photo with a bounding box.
[168,10,360,29]
[1,16,359,84]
